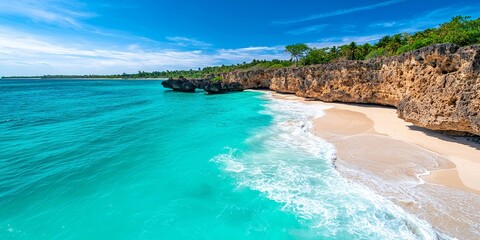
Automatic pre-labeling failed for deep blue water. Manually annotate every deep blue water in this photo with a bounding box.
[0,79,442,239]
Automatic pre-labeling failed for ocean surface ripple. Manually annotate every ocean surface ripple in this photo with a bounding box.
[0,80,447,239]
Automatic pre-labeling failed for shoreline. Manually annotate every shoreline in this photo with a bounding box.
[271,92,480,193]
[269,91,480,239]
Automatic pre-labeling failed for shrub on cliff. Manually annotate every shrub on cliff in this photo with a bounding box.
[302,48,333,65]
[211,76,223,82]
[269,64,286,69]
[437,16,480,46]
[366,48,387,59]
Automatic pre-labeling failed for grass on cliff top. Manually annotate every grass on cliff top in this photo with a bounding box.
[210,76,223,82]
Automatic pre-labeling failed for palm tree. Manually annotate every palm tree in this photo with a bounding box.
[347,42,358,60]
[330,46,340,58]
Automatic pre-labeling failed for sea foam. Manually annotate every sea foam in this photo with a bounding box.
[212,92,450,239]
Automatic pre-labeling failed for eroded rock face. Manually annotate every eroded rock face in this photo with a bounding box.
[204,82,244,94]
[162,77,245,94]
[161,78,208,92]
[221,44,480,135]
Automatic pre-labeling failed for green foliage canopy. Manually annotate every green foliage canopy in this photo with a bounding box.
[284,43,311,62]
[297,16,480,66]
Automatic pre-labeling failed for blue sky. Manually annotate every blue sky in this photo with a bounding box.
[1,0,479,76]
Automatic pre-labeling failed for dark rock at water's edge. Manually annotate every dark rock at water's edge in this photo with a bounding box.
[161,78,209,92]
[161,77,244,94]
[204,82,244,94]
[161,79,194,92]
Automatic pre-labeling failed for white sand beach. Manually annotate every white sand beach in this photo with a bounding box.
[272,92,480,239]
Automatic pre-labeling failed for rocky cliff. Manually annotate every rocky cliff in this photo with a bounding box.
[161,78,208,92]
[220,44,480,136]
[162,78,244,94]
[203,82,244,94]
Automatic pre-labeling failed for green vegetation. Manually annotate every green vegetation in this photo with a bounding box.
[297,16,480,65]
[4,16,479,79]
[210,76,223,82]
[284,43,310,63]
[302,47,333,65]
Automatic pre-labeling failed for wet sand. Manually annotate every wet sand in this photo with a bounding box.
[271,92,480,239]
[314,104,480,193]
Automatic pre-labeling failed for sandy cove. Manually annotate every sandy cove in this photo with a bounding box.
[271,92,480,239]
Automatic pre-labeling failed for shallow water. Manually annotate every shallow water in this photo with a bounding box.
[0,79,446,239]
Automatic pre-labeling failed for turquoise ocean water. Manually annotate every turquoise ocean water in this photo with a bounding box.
[0,79,445,239]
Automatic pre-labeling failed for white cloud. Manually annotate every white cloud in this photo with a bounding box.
[0,22,410,76]
[216,46,286,62]
[340,34,386,44]
[307,34,386,49]
[0,28,287,76]
[370,22,397,28]
[219,46,283,53]
[272,0,405,25]
[0,0,95,28]
[166,36,212,48]
[368,6,480,33]
[286,24,328,35]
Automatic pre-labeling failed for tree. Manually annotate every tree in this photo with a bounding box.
[438,16,480,46]
[385,34,405,55]
[330,46,340,57]
[285,43,310,64]
[357,43,372,60]
[365,48,386,59]
[342,42,358,60]
[376,35,391,48]
[303,48,332,65]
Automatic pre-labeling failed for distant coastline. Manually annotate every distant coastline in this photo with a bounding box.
[1,77,167,80]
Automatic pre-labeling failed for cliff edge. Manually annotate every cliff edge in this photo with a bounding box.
[220,44,480,136]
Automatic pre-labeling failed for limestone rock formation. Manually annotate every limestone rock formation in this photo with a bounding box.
[161,78,208,92]
[220,44,480,135]
[204,82,244,94]
[161,44,479,135]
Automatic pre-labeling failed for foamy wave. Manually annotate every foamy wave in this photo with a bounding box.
[212,92,450,239]
[417,170,431,185]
